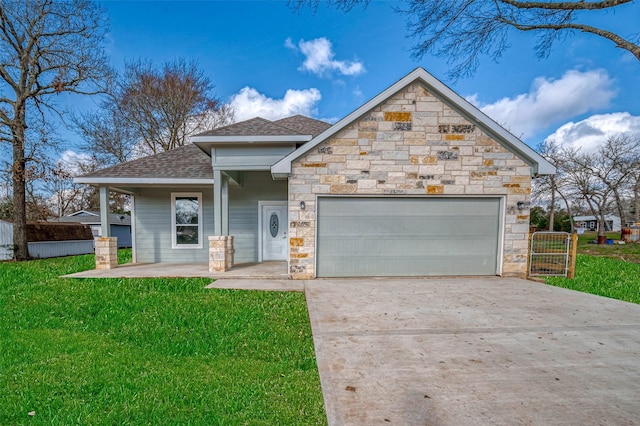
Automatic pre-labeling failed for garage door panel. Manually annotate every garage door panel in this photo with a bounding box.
[319,235,492,256]
[322,216,496,236]
[317,197,500,277]
[320,254,494,276]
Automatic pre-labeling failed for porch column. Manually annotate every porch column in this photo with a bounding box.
[211,170,233,272]
[99,186,111,237]
[209,235,234,272]
[95,237,118,269]
[95,186,118,270]
[213,169,229,236]
[221,173,229,235]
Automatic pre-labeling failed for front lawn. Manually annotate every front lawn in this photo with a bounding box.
[546,254,640,304]
[0,252,326,425]
[576,231,640,264]
[544,232,640,304]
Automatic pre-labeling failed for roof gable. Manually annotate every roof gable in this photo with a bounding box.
[68,210,99,217]
[272,67,555,177]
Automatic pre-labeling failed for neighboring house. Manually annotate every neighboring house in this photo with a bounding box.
[75,67,555,279]
[0,220,94,259]
[573,215,621,232]
[49,210,132,248]
[0,219,12,260]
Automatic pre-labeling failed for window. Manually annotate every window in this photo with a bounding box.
[171,193,203,249]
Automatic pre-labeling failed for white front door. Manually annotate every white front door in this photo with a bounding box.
[260,202,288,261]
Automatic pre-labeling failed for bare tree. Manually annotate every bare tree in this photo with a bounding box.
[632,171,640,224]
[561,145,613,240]
[533,139,575,231]
[594,135,640,227]
[0,0,112,260]
[43,163,83,217]
[116,59,233,155]
[559,136,640,241]
[74,106,136,165]
[292,0,639,79]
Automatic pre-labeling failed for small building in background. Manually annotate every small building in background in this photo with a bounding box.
[573,215,621,232]
[0,220,95,260]
[0,219,13,260]
[49,210,132,248]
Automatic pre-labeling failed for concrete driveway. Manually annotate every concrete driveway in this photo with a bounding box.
[304,277,640,425]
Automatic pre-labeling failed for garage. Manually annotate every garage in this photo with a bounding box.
[316,197,501,277]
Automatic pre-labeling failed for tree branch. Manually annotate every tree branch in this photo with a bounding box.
[501,18,640,60]
[498,0,632,11]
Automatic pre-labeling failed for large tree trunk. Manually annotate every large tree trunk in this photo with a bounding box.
[12,123,29,260]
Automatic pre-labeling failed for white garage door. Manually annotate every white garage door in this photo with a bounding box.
[316,197,501,277]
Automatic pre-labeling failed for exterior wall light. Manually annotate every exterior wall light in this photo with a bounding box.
[300,201,306,210]
[517,202,530,210]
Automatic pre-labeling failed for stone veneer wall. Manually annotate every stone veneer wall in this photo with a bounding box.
[287,83,532,280]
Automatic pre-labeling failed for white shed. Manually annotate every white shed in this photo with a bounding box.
[0,219,13,260]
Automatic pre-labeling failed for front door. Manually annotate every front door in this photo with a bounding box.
[260,202,288,261]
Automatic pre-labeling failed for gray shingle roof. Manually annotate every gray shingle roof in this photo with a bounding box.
[274,115,332,137]
[78,144,212,180]
[77,115,331,182]
[196,117,302,137]
[49,213,131,226]
[196,115,331,138]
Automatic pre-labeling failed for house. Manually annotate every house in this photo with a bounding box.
[0,219,12,260]
[573,215,621,232]
[0,220,94,260]
[75,67,555,278]
[49,210,132,248]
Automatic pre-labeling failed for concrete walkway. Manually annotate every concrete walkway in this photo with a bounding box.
[304,277,640,425]
[63,261,288,279]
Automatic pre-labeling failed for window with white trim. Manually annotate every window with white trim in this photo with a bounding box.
[171,193,203,249]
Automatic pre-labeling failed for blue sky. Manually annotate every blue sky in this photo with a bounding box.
[60,0,639,163]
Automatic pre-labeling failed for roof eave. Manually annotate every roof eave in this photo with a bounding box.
[74,177,215,186]
[191,135,312,143]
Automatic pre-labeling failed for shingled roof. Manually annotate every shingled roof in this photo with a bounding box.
[78,144,212,181]
[75,115,331,184]
[195,115,331,138]
[274,115,331,138]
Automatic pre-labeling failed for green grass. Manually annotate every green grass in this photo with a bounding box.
[0,251,326,425]
[546,255,640,304]
[575,231,640,264]
[545,232,640,304]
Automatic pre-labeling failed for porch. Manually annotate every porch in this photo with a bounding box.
[64,261,289,279]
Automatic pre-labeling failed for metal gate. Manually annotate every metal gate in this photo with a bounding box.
[529,232,571,277]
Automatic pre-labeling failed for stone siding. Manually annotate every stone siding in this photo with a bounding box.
[288,83,531,279]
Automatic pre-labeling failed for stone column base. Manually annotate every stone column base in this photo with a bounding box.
[209,236,234,272]
[95,237,118,270]
[225,236,234,270]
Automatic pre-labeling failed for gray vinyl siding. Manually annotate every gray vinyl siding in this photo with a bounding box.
[229,171,287,263]
[132,172,286,264]
[110,225,132,248]
[213,146,295,169]
[134,187,213,263]
[317,197,501,277]
[28,240,94,258]
[0,220,12,260]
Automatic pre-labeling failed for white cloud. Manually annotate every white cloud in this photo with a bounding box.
[544,112,640,152]
[229,86,322,121]
[59,150,92,175]
[469,69,616,139]
[286,37,365,77]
